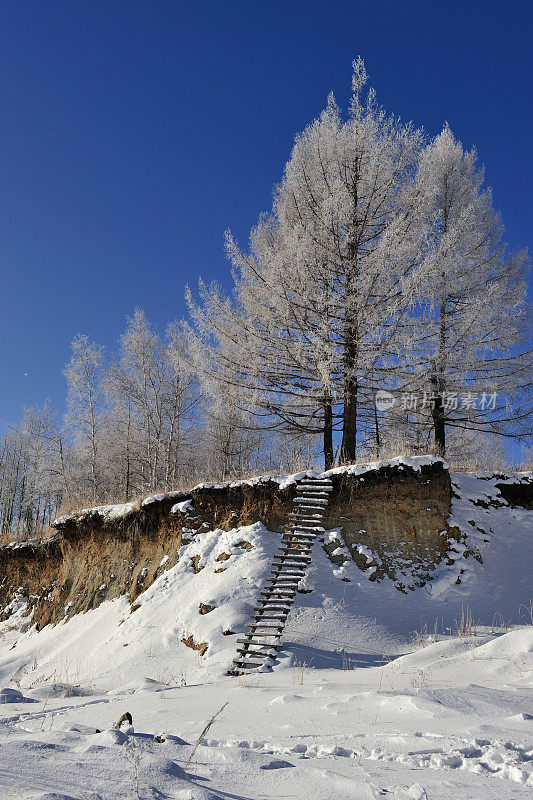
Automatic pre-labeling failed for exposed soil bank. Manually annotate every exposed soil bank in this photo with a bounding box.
[0,459,530,628]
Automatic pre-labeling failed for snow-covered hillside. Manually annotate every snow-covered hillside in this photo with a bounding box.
[0,467,531,798]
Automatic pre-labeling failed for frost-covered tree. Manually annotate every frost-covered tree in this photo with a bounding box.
[0,403,62,539]
[273,58,426,462]
[187,57,425,467]
[64,335,105,502]
[400,125,531,454]
[186,222,340,469]
[105,310,199,493]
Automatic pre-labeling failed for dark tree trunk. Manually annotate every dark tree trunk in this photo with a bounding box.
[373,394,381,458]
[323,398,334,470]
[430,375,446,456]
[341,228,359,464]
[341,312,358,463]
[431,293,448,457]
[341,380,357,462]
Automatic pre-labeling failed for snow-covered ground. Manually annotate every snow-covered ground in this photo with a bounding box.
[0,470,531,798]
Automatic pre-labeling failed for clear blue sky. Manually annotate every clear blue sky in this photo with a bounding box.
[1,0,532,430]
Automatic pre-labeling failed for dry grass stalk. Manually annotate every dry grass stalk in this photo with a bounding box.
[185,702,228,768]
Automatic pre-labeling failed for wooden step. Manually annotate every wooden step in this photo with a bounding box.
[246,628,283,636]
[283,530,317,537]
[289,509,325,516]
[291,519,325,532]
[236,639,283,649]
[294,495,329,503]
[295,487,330,493]
[270,567,306,575]
[268,569,303,576]
[279,543,313,551]
[256,596,293,603]
[251,612,287,619]
[235,653,274,660]
[264,584,299,591]
[236,648,281,656]
[259,597,294,603]
[253,607,289,615]
[277,550,311,558]
[273,554,310,562]
[247,621,284,629]
[237,637,282,645]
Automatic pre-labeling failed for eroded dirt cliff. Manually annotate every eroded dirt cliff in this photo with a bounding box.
[1,459,529,629]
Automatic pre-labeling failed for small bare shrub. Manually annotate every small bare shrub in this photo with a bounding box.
[411,669,429,688]
[455,606,477,637]
[292,660,308,684]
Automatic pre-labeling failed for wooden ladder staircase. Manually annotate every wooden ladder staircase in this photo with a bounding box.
[229,475,333,675]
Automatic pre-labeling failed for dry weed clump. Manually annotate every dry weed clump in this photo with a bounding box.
[455,605,477,637]
[292,660,309,684]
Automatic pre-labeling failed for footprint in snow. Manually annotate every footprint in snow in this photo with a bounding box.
[260,759,295,769]
[269,694,305,705]
[30,795,80,800]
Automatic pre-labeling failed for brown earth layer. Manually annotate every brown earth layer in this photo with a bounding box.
[2,461,519,627]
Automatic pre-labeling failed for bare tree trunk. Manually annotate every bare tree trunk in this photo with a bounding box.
[431,293,447,457]
[58,436,70,500]
[125,403,131,499]
[340,224,359,464]
[340,327,358,463]
[373,394,381,459]
[323,397,333,470]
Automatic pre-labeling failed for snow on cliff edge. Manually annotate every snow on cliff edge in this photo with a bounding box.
[0,464,531,691]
